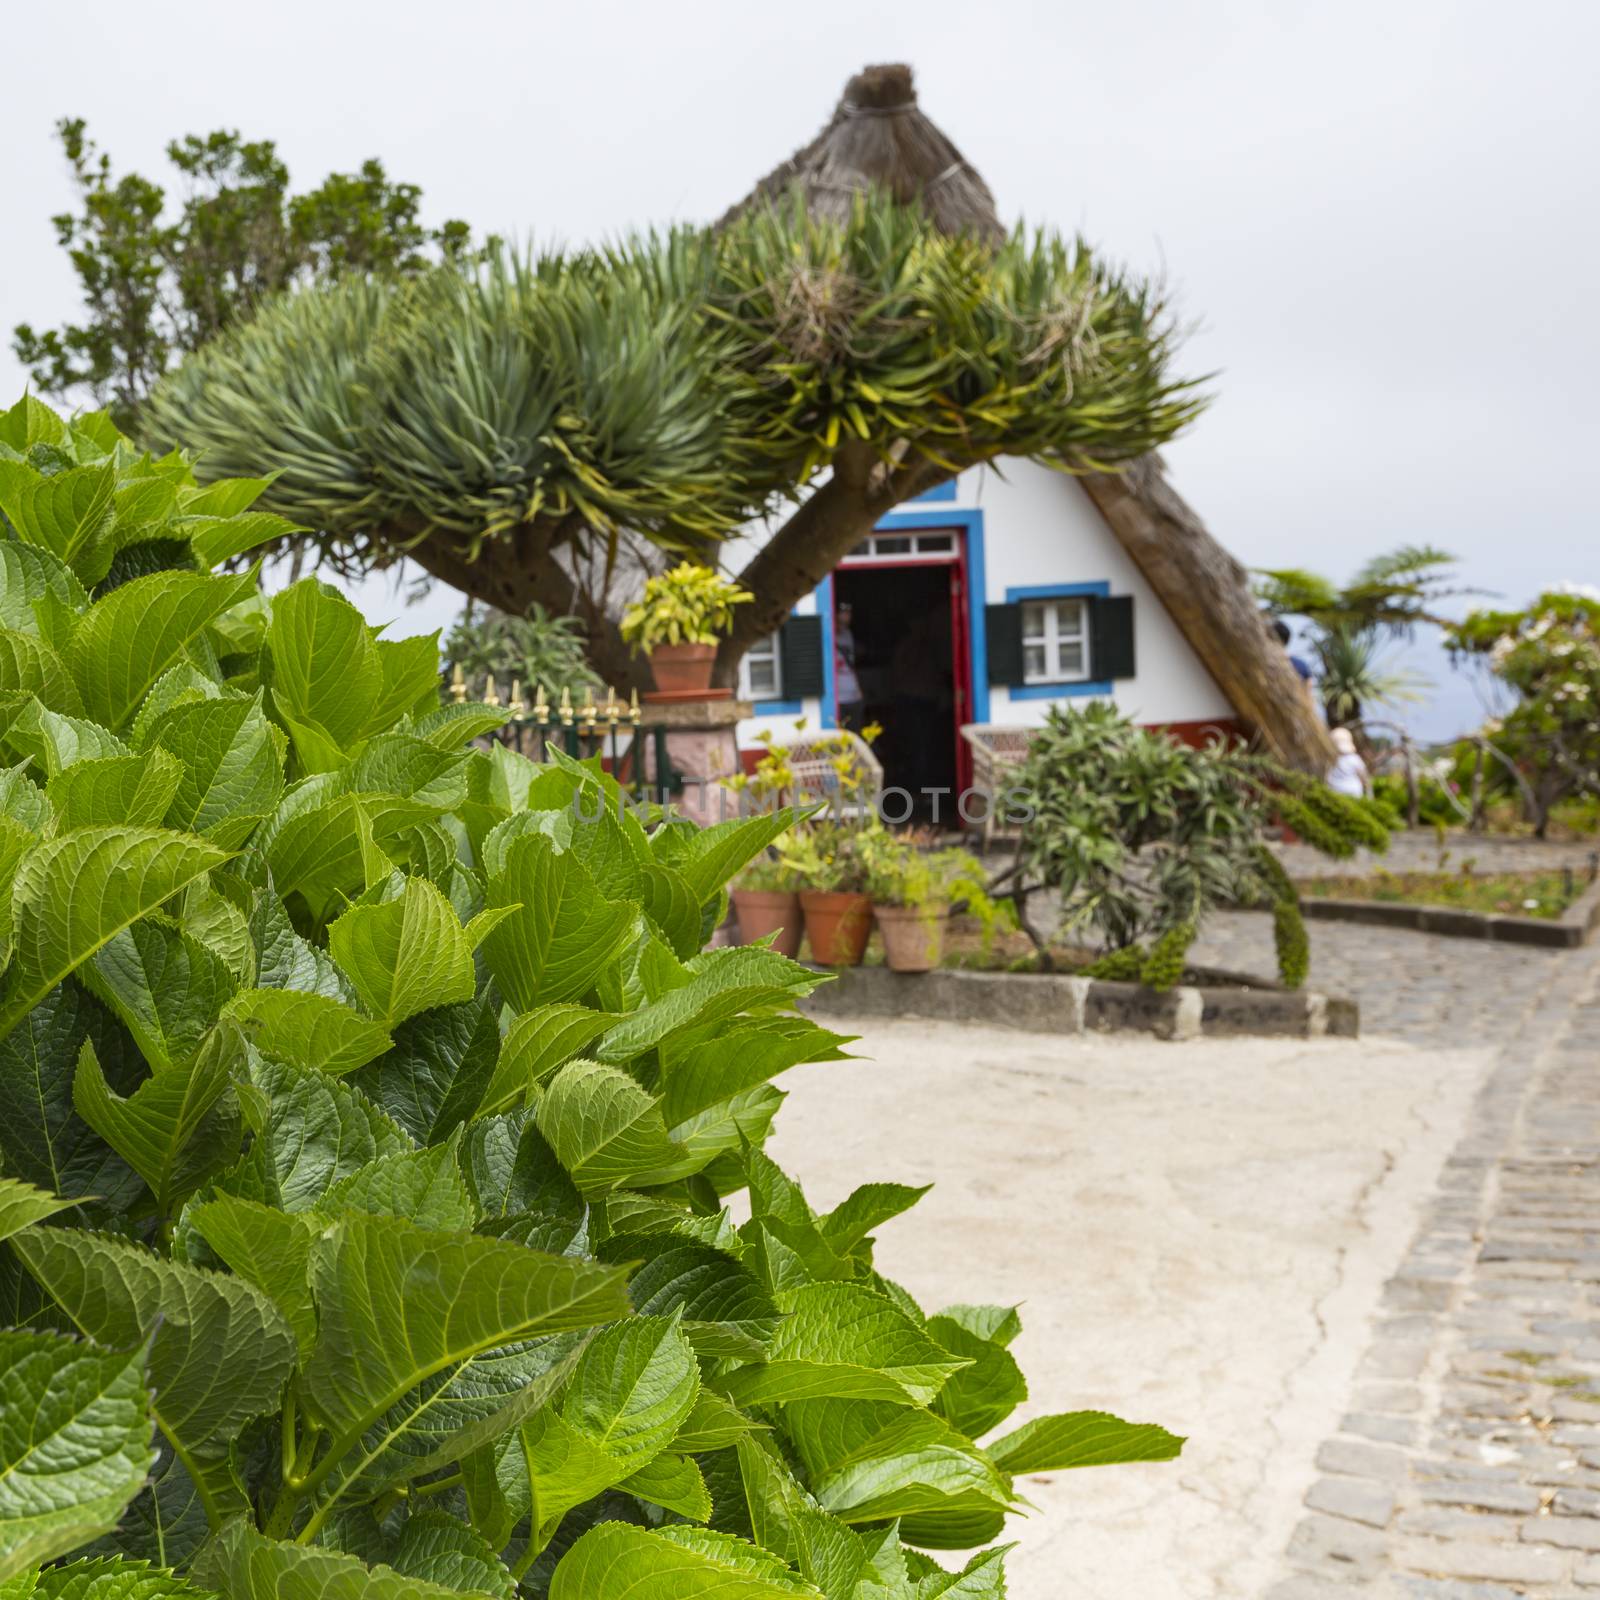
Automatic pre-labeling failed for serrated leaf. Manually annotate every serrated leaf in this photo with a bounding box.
[193,1521,485,1600]
[603,1236,779,1360]
[388,1514,512,1600]
[300,1211,632,1456]
[184,511,301,571]
[457,1110,582,1224]
[224,989,391,1077]
[716,1283,969,1409]
[80,919,239,1074]
[550,1524,820,1600]
[0,827,228,1043]
[0,1175,76,1241]
[327,877,475,1029]
[351,995,500,1145]
[0,541,90,637]
[620,1452,710,1520]
[315,1140,477,1231]
[151,695,284,848]
[925,1316,1028,1442]
[817,1183,930,1257]
[264,580,383,759]
[72,1028,242,1217]
[535,1061,697,1196]
[227,1055,411,1213]
[74,1448,210,1572]
[3,701,130,777]
[66,571,258,732]
[11,1227,297,1518]
[47,753,184,831]
[0,983,144,1209]
[476,1005,619,1119]
[29,1557,214,1600]
[982,1409,1184,1474]
[187,1193,317,1360]
[0,627,80,713]
[667,808,807,906]
[480,834,637,1010]
[0,1331,158,1581]
[0,462,116,581]
[368,636,440,731]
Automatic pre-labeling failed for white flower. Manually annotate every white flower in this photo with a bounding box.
[1523,898,1539,909]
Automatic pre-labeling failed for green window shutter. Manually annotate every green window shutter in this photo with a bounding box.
[985,603,1024,686]
[1090,594,1136,680]
[778,615,824,698]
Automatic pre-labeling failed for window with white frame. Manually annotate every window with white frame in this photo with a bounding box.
[1021,598,1090,684]
[740,630,783,700]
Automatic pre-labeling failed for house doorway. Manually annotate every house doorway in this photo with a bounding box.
[833,554,970,823]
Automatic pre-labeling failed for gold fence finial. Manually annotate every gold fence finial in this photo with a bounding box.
[449,662,467,703]
[559,685,574,727]
[629,686,642,726]
[533,682,549,721]
[508,677,525,715]
[483,673,500,708]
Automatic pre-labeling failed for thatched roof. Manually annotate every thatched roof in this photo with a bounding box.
[725,64,1334,771]
[718,64,1004,244]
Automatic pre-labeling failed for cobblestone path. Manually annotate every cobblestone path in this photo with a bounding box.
[1256,918,1600,1598]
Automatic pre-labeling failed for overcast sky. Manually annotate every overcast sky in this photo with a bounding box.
[5,0,1596,738]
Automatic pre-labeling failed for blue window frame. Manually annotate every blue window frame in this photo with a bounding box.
[1003,582,1115,701]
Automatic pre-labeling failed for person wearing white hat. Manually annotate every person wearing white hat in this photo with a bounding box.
[1326,726,1371,799]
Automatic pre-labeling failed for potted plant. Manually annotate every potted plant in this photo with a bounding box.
[782,820,875,967]
[621,561,753,696]
[864,833,1008,972]
[730,853,804,957]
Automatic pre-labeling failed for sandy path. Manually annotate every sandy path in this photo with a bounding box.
[765,1019,1491,1600]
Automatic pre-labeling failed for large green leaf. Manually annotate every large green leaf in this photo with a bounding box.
[194,1520,486,1600]
[0,541,90,635]
[549,1524,820,1600]
[28,1556,214,1600]
[716,1283,968,1409]
[925,1316,1028,1443]
[66,571,258,731]
[476,1004,619,1119]
[534,1061,697,1196]
[352,996,501,1145]
[226,1056,411,1213]
[327,877,478,1028]
[782,1400,1012,1527]
[299,1211,632,1454]
[593,946,818,1066]
[0,462,116,581]
[11,1227,297,1520]
[0,828,229,1043]
[658,1019,849,1130]
[151,695,285,848]
[387,1514,513,1600]
[72,1031,241,1217]
[264,581,383,756]
[666,808,806,906]
[46,754,185,832]
[3,701,130,777]
[0,627,80,713]
[982,1409,1184,1474]
[184,509,301,570]
[0,984,144,1209]
[0,1331,157,1581]
[187,1193,316,1360]
[223,989,391,1077]
[603,1237,779,1361]
[480,834,637,1010]
[80,919,238,1074]
[0,1176,76,1241]
[315,1141,477,1232]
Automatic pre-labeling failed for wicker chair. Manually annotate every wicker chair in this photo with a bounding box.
[763,728,885,818]
[959,722,1038,847]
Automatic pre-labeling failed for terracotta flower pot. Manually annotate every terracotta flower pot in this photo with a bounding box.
[800,889,873,967]
[874,903,947,973]
[731,889,803,958]
[647,641,717,695]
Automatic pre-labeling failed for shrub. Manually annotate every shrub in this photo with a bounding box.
[619,562,752,652]
[1010,702,1388,987]
[0,397,1180,1597]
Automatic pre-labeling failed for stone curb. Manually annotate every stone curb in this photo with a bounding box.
[1297,876,1600,949]
[797,962,1357,1039]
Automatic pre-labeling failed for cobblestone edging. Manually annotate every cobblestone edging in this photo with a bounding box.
[798,963,1358,1040]
[1269,942,1600,1599]
[1299,879,1600,951]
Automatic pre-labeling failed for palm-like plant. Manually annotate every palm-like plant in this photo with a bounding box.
[1313,623,1430,728]
[1256,545,1466,638]
[441,602,603,701]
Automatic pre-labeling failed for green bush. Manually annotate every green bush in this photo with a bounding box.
[1012,703,1388,988]
[0,396,1180,1598]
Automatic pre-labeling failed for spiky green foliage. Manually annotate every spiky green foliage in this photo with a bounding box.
[140,199,1202,630]
[1012,703,1389,986]
[0,396,1181,1598]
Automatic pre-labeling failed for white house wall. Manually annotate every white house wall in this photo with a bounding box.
[726,458,1235,744]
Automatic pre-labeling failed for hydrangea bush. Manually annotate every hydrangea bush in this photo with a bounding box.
[0,394,1180,1599]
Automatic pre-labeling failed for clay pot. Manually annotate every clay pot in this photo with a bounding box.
[874,903,947,973]
[731,889,803,958]
[800,889,873,967]
[647,641,717,695]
